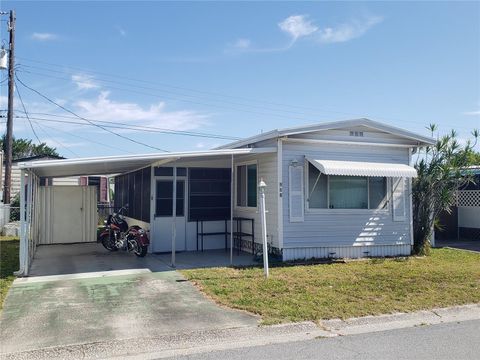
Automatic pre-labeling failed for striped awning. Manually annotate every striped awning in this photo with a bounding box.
[307,158,417,178]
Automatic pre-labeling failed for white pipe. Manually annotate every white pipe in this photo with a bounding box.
[230,154,234,265]
[171,167,177,267]
[283,138,417,148]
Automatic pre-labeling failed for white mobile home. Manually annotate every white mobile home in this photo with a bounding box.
[15,119,434,275]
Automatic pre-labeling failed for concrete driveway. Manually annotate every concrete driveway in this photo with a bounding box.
[436,239,480,252]
[0,243,258,356]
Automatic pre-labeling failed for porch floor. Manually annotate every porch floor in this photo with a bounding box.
[155,249,260,269]
[28,243,259,277]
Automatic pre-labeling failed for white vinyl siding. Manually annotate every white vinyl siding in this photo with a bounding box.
[232,152,279,249]
[282,141,412,250]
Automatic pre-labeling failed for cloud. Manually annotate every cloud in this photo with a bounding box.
[73,91,208,131]
[316,15,383,44]
[115,26,127,37]
[227,13,382,54]
[464,110,480,116]
[231,38,251,50]
[278,15,318,40]
[31,32,59,41]
[71,74,100,90]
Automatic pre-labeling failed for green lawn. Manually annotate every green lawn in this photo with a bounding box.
[0,236,19,310]
[182,249,480,324]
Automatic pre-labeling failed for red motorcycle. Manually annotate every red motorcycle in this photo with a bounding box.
[99,204,150,257]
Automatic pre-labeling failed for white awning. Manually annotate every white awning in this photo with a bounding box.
[306,158,417,178]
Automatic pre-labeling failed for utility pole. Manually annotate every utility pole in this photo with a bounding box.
[3,10,15,204]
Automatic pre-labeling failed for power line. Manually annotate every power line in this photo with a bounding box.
[14,112,240,140]
[25,118,130,156]
[17,56,354,116]
[15,72,170,153]
[14,79,42,144]
[16,67,319,122]
[18,63,345,119]
[29,119,80,158]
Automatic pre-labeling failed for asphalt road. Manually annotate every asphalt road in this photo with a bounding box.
[162,319,480,360]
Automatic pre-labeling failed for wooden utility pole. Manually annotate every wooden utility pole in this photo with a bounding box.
[3,10,15,204]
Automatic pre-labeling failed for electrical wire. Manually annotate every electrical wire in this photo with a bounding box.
[14,78,42,144]
[16,67,316,122]
[15,72,170,153]
[16,56,353,116]
[13,112,240,140]
[29,119,80,158]
[25,117,130,156]
[18,63,340,119]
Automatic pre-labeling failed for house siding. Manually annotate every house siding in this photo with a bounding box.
[233,152,279,249]
[281,141,412,259]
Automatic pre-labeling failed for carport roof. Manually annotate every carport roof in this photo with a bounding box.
[18,148,276,177]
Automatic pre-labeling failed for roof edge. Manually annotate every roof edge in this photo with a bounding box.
[217,118,435,149]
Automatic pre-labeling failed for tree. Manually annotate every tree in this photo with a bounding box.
[412,125,479,255]
[0,135,59,160]
[467,150,480,165]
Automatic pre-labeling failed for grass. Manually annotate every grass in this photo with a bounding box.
[0,236,19,310]
[182,249,480,324]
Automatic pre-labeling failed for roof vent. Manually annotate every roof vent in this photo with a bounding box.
[349,131,364,137]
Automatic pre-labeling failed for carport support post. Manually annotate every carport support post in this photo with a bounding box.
[171,166,177,267]
[259,178,269,278]
[230,154,233,265]
[14,169,27,276]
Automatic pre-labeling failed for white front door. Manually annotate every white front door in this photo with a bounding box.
[152,179,187,252]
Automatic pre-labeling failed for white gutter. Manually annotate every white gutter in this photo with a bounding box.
[17,148,277,170]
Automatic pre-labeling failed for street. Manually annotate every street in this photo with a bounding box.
[160,319,480,360]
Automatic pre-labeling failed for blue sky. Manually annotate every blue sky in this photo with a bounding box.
[0,1,479,157]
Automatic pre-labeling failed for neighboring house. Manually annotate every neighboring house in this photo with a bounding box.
[15,118,434,275]
[1,155,64,201]
[0,154,110,204]
[436,166,480,241]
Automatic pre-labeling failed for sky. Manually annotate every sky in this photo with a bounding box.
[0,0,478,158]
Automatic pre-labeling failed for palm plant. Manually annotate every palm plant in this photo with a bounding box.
[412,125,479,255]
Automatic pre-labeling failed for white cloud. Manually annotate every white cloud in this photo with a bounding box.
[115,26,127,37]
[71,74,100,90]
[278,15,318,40]
[74,91,208,131]
[464,110,480,116]
[228,13,382,54]
[232,38,251,50]
[31,32,59,41]
[316,15,383,44]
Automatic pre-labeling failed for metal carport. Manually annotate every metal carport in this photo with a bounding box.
[15,147,276,276]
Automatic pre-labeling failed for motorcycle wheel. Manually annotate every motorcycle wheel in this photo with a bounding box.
[133,240,148,257]
[101,233,118,252]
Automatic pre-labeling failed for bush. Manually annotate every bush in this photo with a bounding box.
[9,194,20,222]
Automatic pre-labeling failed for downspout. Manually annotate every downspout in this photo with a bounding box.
[14,169,27,276]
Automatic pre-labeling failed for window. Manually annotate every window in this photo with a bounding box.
[189,168,231,221]
[307,163,387,210]
[114,167,151,222]
[155,180,184,217]
[236,163,257,207]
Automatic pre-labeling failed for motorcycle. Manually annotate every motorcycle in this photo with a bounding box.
[99,204,150,257]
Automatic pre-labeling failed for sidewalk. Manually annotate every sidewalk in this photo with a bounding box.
[3,304,480,360]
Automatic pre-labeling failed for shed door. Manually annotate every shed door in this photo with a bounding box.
[39,186,98,244]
